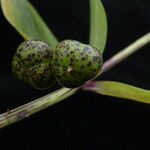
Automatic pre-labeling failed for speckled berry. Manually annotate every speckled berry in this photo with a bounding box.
[12,40,55,89]
[53,40,103,88]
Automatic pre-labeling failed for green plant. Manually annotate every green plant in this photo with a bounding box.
[0,0,150,129]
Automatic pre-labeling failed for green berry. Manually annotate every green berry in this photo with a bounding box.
[12,40,55,89]
[53,40,103,88]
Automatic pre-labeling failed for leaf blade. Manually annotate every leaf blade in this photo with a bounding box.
[89,0,107,54]
[83,81,150,104]
[1,0,58,48]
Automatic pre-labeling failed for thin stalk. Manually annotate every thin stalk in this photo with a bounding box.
[0,33,150,129]
[101,32,150,74]
[0,88,77,129]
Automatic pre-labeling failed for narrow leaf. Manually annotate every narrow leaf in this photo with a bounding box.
[89,0,107,54]
[1,0,58,48]
[83,81,150,104]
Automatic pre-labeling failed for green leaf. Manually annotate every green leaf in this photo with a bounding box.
[89,0,107,54]
[83,81,150,104]
[1,0,58,48]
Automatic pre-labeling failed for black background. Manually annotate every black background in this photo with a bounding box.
[0,0,150,149]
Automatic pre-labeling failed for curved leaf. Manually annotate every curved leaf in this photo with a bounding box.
[89,0,107,54]
[83,81,150,104]
[1,0,58,48]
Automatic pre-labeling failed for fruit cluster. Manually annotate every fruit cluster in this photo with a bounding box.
[12,40,103,89]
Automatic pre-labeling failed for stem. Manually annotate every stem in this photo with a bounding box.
[0,88,77,129]
[101,32,150,74]
[0,33,150,129]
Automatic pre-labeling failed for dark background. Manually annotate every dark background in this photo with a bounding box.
[0,0,150,149]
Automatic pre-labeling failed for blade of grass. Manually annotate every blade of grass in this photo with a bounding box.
[1,0,58,48]
[83,81,150,103]
[89,0,107,54]
[0,88,78,129]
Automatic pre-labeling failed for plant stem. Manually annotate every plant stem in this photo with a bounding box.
[0,88,77,129]
[0,33,150,129]
[101,32,150,74]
